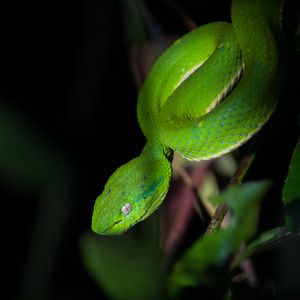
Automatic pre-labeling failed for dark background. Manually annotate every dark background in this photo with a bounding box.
[1,0,298,299]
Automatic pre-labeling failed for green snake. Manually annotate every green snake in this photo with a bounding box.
[92,0,282,235]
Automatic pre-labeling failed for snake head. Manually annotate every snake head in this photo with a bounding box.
[91,148,172,235]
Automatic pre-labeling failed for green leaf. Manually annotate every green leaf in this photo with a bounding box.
[231,226,291,269]
[282,138,300,205]
[168,181,271,298]
[282,138,300,228]
[221,181,271,250]
[168,229,232,297]
[80,232,165,300]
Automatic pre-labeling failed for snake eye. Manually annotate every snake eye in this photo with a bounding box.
[121,203,132,216]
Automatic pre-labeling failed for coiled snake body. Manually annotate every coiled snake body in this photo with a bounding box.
[92,0,282,235]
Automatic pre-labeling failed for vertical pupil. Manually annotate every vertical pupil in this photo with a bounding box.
[121,203,132,216]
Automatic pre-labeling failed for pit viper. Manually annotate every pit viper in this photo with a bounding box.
[92,0,282,235]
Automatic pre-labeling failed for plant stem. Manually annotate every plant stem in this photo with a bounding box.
[206,153,256,233]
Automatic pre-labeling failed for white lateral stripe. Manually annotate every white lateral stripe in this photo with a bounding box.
[205,64,244,114]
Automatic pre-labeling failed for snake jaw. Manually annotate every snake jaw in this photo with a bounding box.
[105,195,165,235]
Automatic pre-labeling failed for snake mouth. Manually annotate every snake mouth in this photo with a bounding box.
[104,206,152,235]
[100,200,160,235]
[113,219,122,226]
[102,219,123,234]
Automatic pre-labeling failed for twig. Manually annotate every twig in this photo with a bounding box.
[206,153,256,233]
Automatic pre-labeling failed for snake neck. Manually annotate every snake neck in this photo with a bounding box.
[141,140,173,164]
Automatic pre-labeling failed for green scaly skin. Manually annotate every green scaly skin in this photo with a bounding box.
[92,0,282,235]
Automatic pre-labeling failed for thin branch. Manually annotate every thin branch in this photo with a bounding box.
[206,153,256,233]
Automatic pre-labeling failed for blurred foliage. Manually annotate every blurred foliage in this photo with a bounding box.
[80,230,165,300]
[282,138,300,228]
[232,226,294,268]
[168,181,271,297]
[282,137,300,206]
